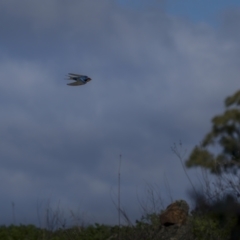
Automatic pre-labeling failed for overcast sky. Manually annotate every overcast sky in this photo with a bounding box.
[0,0,240,227]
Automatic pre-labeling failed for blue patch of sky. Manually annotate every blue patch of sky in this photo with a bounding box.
[116,0,240,27]
[165,0,240,26]
[115,0,163,10]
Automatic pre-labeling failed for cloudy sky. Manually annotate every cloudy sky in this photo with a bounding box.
[0,0,240,227]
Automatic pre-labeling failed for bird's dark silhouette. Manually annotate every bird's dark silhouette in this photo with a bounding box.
[66,73,91,86]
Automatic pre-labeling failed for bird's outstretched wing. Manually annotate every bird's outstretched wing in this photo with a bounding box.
[67,81,85,86]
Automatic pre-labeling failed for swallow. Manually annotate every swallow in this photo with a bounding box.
[66,73,92,86]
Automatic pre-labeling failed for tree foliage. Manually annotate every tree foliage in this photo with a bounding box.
[186,90,240,174]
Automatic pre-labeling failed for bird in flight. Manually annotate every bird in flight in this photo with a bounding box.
[66,73,92,86]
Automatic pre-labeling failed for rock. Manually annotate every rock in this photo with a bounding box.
[159,200,189,227]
